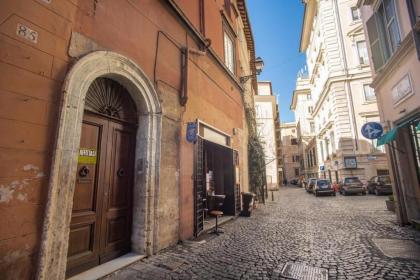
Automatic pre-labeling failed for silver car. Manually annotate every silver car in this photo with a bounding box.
[339,177,366,196]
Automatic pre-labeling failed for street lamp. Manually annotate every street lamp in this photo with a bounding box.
[239,56,264,84]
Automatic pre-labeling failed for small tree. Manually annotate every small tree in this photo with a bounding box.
[245,106,267,202]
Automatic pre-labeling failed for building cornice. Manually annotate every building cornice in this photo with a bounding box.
[357,0,375,8]
[237,0,258,92]
[311,71,374,116]
[280,122,297,129]
[371,32,415,89]
[318,120,334,137]
[290,87,311,110]
[300,0,317,52]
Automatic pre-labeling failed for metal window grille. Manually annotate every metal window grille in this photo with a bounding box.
[409,118,420,185]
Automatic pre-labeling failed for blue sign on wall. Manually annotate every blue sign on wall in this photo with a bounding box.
[361,122,383,140]
[186,122,197,143]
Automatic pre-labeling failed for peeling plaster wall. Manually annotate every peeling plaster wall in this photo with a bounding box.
[0,0,250,279]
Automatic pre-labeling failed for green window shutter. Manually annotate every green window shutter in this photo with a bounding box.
[367,14,385,71]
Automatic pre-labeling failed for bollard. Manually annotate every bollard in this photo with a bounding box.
[271,190,274,201]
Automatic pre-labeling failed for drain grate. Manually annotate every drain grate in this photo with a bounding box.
[278,262,328,280]
[373,238,420,261]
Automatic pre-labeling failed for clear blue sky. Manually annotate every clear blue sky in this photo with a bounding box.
[247,0,306,123]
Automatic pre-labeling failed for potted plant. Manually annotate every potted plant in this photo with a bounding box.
[386,195,395,212]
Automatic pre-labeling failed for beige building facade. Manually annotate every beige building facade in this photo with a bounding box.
[255,81,279,190]
[280,122,301,182]
[358,0,420,224]
[296,0,389,183]
[290,76,317,179]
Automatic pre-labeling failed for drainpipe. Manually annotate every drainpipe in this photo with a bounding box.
[406,0,420,60]
[333,0,359,152]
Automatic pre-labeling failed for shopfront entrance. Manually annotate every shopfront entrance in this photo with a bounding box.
[66,78,137,277]
[193,124,240,236]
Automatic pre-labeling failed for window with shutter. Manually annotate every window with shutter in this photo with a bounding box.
[366,14,386,70]
[224,31,235,73]
[383,0,401,53]
[366,0,402,71]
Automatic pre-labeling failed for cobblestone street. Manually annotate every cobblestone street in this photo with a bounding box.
[104,187,420,280]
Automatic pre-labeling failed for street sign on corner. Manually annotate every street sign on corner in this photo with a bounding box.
[186,122,197,143]
[361,122,384,140]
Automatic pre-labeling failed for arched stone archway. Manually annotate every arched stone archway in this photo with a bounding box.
[37,51,162,280]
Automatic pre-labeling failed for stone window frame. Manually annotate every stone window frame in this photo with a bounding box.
[36,51,162,279]
[363,83,376,102]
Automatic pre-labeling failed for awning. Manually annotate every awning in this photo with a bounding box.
[377,127,398,146]
[377,118,419,146]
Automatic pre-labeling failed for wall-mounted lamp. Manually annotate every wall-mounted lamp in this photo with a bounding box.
[239,56,264,84]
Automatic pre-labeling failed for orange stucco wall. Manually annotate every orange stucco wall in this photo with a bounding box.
[0,0,246,278]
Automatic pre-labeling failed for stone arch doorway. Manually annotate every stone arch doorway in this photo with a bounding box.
[37,51,162,280]
[66,78,138,277]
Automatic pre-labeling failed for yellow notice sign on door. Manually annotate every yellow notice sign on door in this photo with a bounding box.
[78,148,97,164]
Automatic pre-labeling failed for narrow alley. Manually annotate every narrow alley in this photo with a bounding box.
[102,187,420,280]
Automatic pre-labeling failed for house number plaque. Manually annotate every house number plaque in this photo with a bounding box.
[16,23,38,44]
[78,148,97,164]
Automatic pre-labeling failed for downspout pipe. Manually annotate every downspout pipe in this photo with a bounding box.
[334,0,359,152]
[406,0,420,60]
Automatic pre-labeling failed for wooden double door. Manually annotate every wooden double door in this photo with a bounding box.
[66,112,136,277]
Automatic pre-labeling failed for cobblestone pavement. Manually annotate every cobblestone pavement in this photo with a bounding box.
[104,186,420,279]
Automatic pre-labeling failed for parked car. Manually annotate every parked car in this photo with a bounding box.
[339,177,366,196]
[305,178,317,193]
[290,178,299,185]
[367,175,393,195]
[313,179,335,197]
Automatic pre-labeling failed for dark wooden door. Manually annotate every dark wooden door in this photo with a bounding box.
[99,120,135,263]
[66,113,135,277]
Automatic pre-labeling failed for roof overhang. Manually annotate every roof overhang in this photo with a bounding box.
[356,0,375,8]
[237,0,258,92]
[290,88,310,110]
[299,0,317,52]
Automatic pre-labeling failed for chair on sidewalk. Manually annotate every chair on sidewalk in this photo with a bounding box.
[209,194,225,235]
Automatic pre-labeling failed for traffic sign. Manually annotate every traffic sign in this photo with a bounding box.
[361,122,383,139]
[186,122,197,143]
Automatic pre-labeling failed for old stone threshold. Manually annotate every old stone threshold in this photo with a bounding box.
[68,217,236,279]
[68,253,145,280]
[203,215,236,234]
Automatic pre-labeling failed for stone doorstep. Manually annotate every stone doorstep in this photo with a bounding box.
[68,253,146,280]
[202,215,236,235]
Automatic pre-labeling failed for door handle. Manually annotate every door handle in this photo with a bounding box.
[79,166,90,177]
[117,168,125,177]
